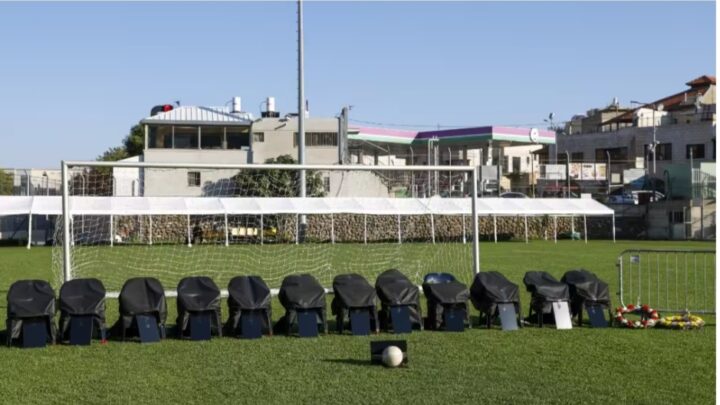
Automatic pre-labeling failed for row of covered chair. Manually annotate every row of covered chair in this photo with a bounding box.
[5,268,610,346]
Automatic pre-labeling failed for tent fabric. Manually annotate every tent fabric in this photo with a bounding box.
[58,278,106,341]
[331,274,379,333]
[275,274,327,335]
[470,271,521,316]
[374,269,423,331]
[114,277,167,340]
[0,196,614,217]
[561,269,611,317]
[523,271,570,315]
[6,280,57,344]
[225,276,273,335]
[175,277,222,338]
[422,275,470,330]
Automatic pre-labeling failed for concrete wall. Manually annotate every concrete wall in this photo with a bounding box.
[142,149,249,196]
[250,117,339,164]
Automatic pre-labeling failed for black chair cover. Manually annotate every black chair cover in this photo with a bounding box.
[470,271,521,316]
[114,277,167,340]
[561,269,611,317]
[331,274,379,333]
[523,271,570,315]
[176,276,222,338]
[225,276,273,335]
[422,273,470,330]
[374,269,422,331]
[6,280,57,345]
[58,278,106,341]
[275,274,327,335]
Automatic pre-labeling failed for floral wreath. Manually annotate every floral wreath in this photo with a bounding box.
[659,313,705,330]
[614,304,659,329]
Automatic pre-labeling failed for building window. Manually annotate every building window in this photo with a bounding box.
[148,126,172,148]
[323,177,330,193]
[512,157,521,173]
[201,127,223,149]
[187,171,201,187]
[571,152,584,162]
[174,126,199,149]
[227,128,250,149]
[668,211,684,224]
[686,144,705,159]
[294,132,338,147]
[595,147,628,161]
[645,143,672,161]
[253,132,265,143]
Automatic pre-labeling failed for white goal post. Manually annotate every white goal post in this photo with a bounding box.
[58,160,481,293]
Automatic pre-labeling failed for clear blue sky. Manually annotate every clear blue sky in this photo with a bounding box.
[0,1,715,168]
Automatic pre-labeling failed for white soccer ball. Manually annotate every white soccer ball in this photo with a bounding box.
[382,346,403,368]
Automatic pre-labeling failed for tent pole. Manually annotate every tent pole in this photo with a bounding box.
[612,213,616,243]
[296,214,299,245]
[430,214,435,244]
[149,216,153,245]
[363,214,367,244]
[187,214,192,247]
[260,215,264,245]
[571,215,575,240]
[493,215,497,244]
[553,216,557,244]
[224,213,229,247]
[583,215,588,244]
[462,214,466,244]
[331,214,335,244]
[524,215,528,244]
[27,214,32,249]
[397,215,402,244]
[110,214,114,247]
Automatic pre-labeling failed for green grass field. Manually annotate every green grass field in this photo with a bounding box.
[0,241,715,404]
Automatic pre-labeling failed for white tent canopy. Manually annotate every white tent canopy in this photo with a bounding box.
[0,196,614,217]
[0,196,615,248]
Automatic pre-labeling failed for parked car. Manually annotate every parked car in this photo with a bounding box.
[607,190,665,205]
[499,192,529,198]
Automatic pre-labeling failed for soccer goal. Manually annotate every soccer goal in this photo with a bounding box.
[52,160,480,295]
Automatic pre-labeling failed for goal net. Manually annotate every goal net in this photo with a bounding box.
[52,161,479,293]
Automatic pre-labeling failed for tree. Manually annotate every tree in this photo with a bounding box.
[0,170,13,195]
[231,154,325,197]
[96,124,143,163]
[123,124,144,157]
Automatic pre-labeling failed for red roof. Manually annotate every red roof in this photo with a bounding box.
[604,76,715,124]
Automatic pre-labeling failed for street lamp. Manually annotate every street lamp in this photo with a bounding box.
[630,100,664,175]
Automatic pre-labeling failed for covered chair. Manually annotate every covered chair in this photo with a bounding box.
[225,276,273,338]
[275,274,327,336]
[561,269,611,325]
[176,277,222,339]
[422,273,470,331]
[470,271,521,328]
[331,274,379,334]
[375,269,422,332]
[523,271,570,327]
[114,277,167,341]
[6,280,57,347]
[58,278,107,343]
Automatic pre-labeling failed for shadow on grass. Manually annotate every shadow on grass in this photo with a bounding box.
[323,358,372,367]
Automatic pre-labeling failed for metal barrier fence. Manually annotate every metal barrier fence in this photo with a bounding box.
[617,249,716,314]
